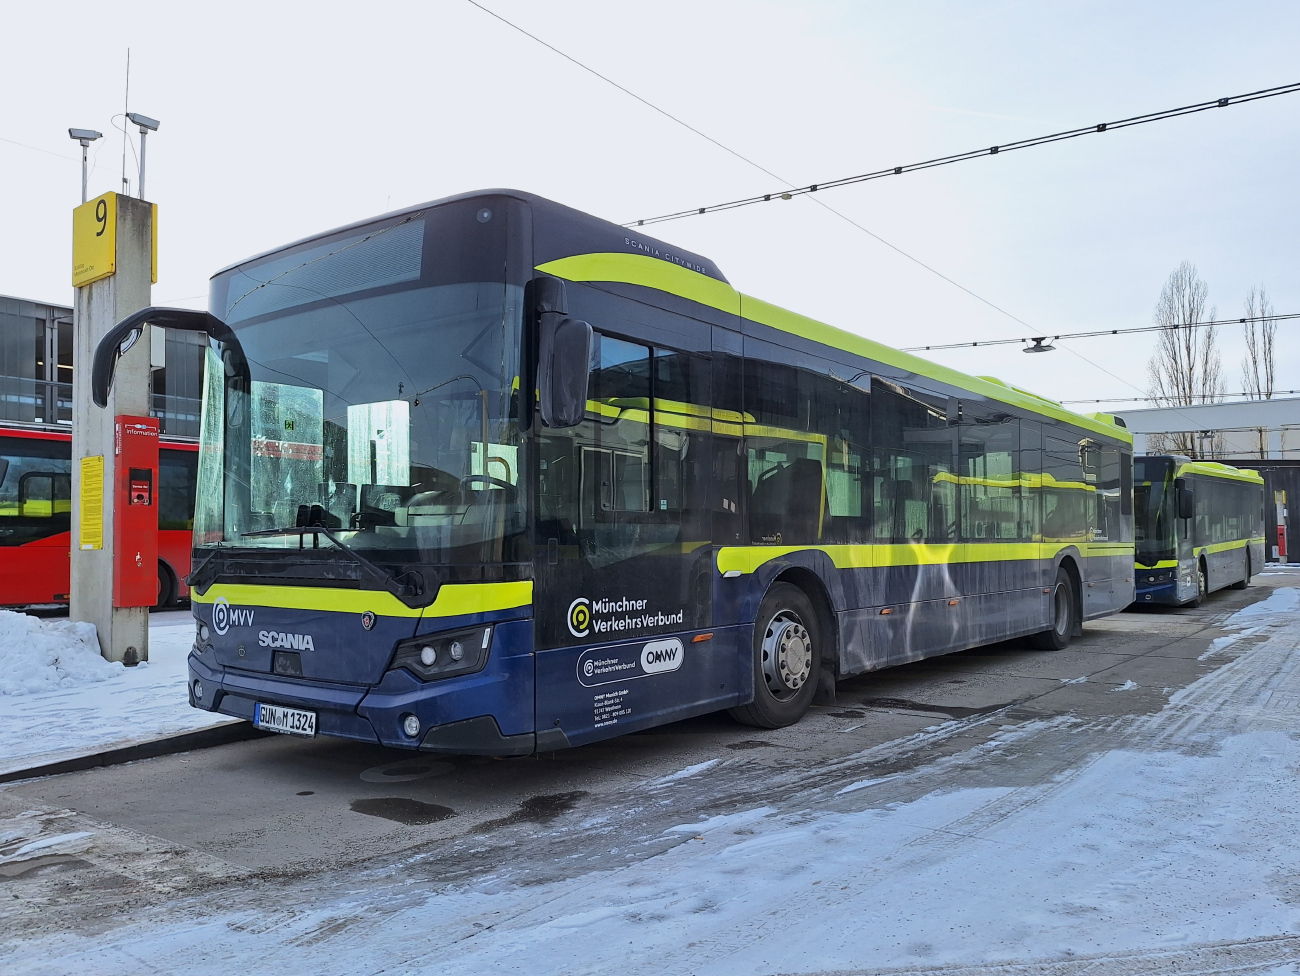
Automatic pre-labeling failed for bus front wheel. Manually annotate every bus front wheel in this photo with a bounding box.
[1030,568,1076,651]
[1188,561,1208,607]
[729,583,820,729]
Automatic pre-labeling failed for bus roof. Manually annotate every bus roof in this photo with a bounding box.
[1174,459,1265,485]
[539,250,1132,443]
[213,189,1130,444]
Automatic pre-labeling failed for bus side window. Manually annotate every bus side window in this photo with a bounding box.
[1095,445,1123,543]
[0,436,73,546]
[159,449,199,531]
[871,378,956,544]
[1042,433,1089,543]
[958,407,1021,542]
[743,351,870,546]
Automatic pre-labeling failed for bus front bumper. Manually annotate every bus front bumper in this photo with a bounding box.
[1135,568,1177,604]
[186,618,557,755]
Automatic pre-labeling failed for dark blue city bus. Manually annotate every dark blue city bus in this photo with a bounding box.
[1133,456,1265,605]
[92,190,1134,754]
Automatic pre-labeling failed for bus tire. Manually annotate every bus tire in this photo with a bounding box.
[729,583,820,729]
[1188,560,1208,607]
[1230,552,1250,590]
[156,563,176,610]
[1030,568,1075,651]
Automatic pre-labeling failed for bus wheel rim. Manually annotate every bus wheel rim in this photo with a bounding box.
[761,611,812,701]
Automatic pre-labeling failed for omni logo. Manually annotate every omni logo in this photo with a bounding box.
[568,598,592,638]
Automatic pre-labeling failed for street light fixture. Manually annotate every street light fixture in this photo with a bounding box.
[1023,337,1057,353]
[68,128,102,204]
[126,113,160,200]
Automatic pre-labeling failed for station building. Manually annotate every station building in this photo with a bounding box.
[0,293,204,436]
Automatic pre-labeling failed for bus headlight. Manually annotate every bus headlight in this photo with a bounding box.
[389,626,492,682]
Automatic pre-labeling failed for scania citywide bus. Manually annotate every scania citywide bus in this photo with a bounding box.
[0,423,197,607]
[1133,456,1264,605]
[92,190,1135,754]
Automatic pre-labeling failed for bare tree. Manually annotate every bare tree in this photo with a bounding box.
[1146,261,1224,458]
[1242,284,1277,458]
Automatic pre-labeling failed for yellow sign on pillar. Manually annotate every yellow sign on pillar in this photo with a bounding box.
[73,192,118,287]
[79,455,104,550]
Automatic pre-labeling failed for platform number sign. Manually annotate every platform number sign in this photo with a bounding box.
[72,191,118,287]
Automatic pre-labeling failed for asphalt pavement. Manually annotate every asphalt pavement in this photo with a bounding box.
[1,571,1294,973]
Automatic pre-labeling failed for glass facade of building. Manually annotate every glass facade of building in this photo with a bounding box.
[0,294,204,436]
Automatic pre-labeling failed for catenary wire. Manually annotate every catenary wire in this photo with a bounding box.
[461,1,1163,402]
[901,312,1299,352]
[463,0,1048,333]
[627,81,1300,226]
[1062,390,1300,405]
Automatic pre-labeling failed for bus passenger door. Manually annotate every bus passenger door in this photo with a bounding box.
[533,331,728,745]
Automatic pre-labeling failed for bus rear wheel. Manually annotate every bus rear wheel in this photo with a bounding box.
[1030,568,1075,651]
[1230,553,1251,590]
[155,564,175,610]
[729,583,820,729]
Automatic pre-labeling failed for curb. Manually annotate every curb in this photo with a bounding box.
[0,722,271,785]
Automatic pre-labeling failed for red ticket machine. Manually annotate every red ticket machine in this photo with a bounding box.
[114,416,159,607]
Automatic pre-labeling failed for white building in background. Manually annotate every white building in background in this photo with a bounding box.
[1115,397,1300,460]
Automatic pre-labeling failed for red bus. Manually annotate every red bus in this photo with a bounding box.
[0,424,197,608]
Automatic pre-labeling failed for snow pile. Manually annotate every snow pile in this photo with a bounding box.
[0,610,121,696]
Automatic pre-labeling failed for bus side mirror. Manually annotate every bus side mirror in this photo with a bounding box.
[538,316,592,428]
[1175,478,1195,519]
[92,307,236,408]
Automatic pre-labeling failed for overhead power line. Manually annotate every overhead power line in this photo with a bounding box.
[461,0,1158,403]
[900,312,1300,353]
[1061,390,1300,405]
[627,81,1300,226]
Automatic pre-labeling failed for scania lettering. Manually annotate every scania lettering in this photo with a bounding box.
[91,190,1135,755]
[258,631,316,651]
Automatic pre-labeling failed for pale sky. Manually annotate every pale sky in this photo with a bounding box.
[3,0,1298,406]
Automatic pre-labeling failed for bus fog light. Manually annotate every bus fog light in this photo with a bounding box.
[193,679,204,701]
[419,646,437,666]
[402,714,421,738]
[449,640,464,662]
[198,622,210,643]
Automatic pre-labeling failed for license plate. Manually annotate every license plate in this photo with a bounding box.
[254,702,317,737]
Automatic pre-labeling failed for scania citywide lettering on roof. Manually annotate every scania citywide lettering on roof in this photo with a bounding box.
[258,631,315,651]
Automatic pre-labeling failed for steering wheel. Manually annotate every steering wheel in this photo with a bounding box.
[459,474,513,491]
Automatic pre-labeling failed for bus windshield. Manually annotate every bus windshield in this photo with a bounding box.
[194,206,526,581]
[1133,456,1175,566]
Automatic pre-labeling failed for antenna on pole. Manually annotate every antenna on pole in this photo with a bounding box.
[121,49,131,196]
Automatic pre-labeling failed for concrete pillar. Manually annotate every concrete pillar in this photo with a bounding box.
[71,195,153,664]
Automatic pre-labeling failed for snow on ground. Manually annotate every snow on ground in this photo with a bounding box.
[0,611,117,695]
[7,584,1300,974]
[0,609,234,775]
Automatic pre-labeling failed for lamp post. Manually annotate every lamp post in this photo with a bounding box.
[68,128,103,204]
[125,113,160,200]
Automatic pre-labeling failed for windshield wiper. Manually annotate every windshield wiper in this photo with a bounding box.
[240,525,424,599]
[185,544,227,592]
